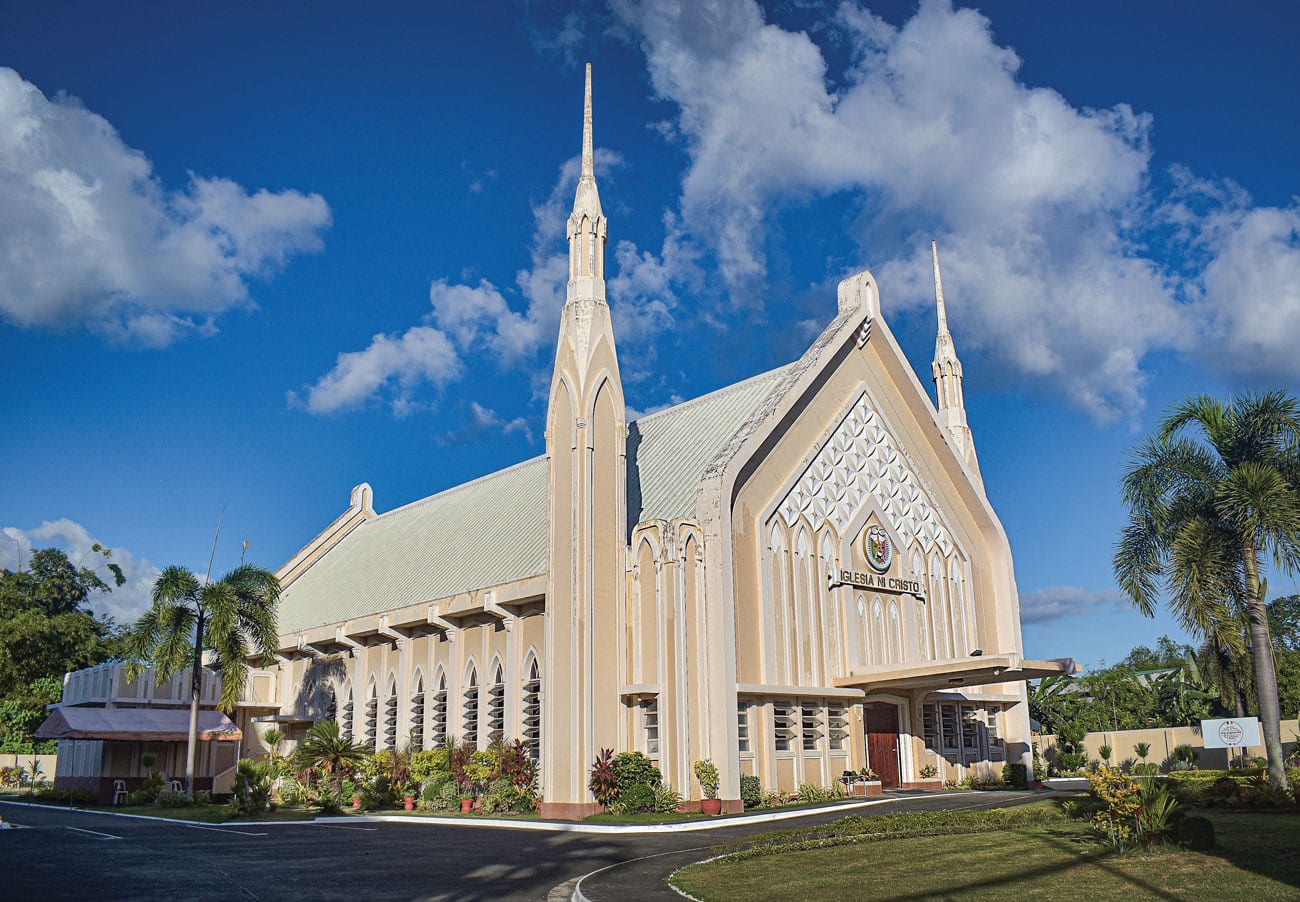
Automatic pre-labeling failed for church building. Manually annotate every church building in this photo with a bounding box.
[256,65,1070,818]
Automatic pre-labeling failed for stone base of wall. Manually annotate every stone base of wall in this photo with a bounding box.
[676,798,745,815]
[899,780,944,791]
[538,801,604,821]
[847,781,884,797]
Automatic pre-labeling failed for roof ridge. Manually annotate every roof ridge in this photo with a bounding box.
[632,363,793,428]
[375,454,547,520]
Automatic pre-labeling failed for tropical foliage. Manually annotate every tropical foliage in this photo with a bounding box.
[1115,391,1300,788]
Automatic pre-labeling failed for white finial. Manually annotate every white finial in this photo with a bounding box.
[581,62,594,181]
[932,240,949,334]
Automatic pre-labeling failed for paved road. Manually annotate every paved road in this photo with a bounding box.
[0,792,1048,901]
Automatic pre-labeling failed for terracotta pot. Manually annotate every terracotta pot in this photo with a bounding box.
[403,796,415,811]
[701,798,722,816]
[351,796,361,810]
[460,798,473,813]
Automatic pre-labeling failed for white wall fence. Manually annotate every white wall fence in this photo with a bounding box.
[0,753,58,778]
[1037,719,1300,771]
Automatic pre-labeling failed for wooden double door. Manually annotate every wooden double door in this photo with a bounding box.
[864,703,901,789]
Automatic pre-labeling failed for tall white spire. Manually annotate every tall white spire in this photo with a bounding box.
[930,241,981,481]
[567,62,606,306]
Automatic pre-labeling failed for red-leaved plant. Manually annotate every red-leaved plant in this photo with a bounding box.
[588,748,619,807]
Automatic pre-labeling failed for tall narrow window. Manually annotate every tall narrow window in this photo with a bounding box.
[487,663,505,740]
[342,684,354,742]
[922,703,939,751]
[522,659,541,762]
[409,674,425,751]
[324,686,337,723]
[431,673,448,748]
[940,702,960,752]
[643,697,660,758]
[773,704,795,752]
[801,704,823,752]
[828,704,848,751]
[463,667,479,747]
[383,679,398,750]
[364,683,378,749]
[737,700,751,754]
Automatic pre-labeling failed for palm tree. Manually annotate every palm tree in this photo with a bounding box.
[1114,391,1300,788]
[294,719,369,786]
[125,564,280,798]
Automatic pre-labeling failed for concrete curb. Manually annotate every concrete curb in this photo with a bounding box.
[319,796,913,835]
[0,799,316,828]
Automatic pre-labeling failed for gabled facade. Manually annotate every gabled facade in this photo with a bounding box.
[249,65,1070,817]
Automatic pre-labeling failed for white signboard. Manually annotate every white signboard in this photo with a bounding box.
[1201,717,1262,749]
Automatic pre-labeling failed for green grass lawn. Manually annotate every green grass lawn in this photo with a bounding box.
[671,812,1300,901]
[1,794,315,823]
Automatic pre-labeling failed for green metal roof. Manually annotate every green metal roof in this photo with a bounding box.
[277,365,790,634]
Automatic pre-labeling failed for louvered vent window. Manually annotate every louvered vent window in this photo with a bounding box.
[432,677,448,748]
[922,703,939,750]
[802,705,823,752]
[364,689,378,748]
[522,662,541,762]
[410,680,425,751]
[488,667,505,739]
[463,670,479,747]
[342,694,354,742]
[773,705,795,752]
[737,700,751,753]
[828,704,849,751]
[384,687,398,750]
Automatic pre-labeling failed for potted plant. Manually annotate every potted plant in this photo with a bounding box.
[694,759,721,815]
[460,794,474,814]
[403,792,416,812]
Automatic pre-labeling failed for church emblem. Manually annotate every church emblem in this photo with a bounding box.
[863,525,893,572]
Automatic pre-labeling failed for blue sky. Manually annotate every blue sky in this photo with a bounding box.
[2,1,1297,668]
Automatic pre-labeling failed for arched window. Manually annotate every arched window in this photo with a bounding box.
[768,524,792,682]
[522,657,541,762]
[487,661,506,741]
[930,555,948,659]
[872,598,885,665]
[463,665,479,748]
[383,676,398,750]
[431,671,448,748]
[364,681,378,749]
[820,533,840,677]
[950,559,968,654]
[911,550,930,660]
[889,600,904,663]
[341,681,354,741]
[409,673,425,751]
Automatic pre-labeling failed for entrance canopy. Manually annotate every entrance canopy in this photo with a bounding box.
[35,707,242,743]
[833,654,1078,693]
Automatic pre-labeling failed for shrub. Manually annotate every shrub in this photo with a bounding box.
[612,752,662,790]
[1133,741,1151,762]
[1098,744,1113,764]
[127,773,164,805]
[481,776,537,814]
[796,783,835,804]
[694,759,720,799]
[1175,814,1216,851]
[422,773,452,802]
[193,790,211,805]
[654,783,683,813]
[156,789,191,807]
[589,748,619,807]
[31,787,95,805]
[740,774,763,809]
[1168,744,1199,770]
[410,748,451,783]
[1135,781,1184,849]
[1088,766,1141,849]
[1002,763,1028,789]
[234,758,274,815]
[919,764,938,779]
[611,782,657,814]
[1132,762,1161,776]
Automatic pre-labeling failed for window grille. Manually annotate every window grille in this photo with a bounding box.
[940,703,960,751]
[922,703,939,750]
[737,700,751,754]
[828,704,848,751]
[463,670,479,747]
[342,692,354,742]
[522,661,541,762]
[488,666,505,739]
[961,707,980,753]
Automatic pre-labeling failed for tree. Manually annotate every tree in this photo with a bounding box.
[294,719,369,788]
[1115,391,1300,789]
[0,548,123,751]
[125,564,280,798]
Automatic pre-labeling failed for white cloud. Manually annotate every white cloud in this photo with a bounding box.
[2,519,159,625]
[600,0,1297,419]
[1019,585,1130,625]
[437,402,534,446]
[290,326,461,416]
[0,67,330,345]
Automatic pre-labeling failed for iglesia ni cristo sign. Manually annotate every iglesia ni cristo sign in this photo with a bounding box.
[828,569,925,598]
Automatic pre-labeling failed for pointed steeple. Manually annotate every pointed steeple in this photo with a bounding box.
[567,62,606,306]
[929,241,981,481]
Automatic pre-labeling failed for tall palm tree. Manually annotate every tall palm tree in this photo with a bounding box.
[125,564,280,798]
[1115,391,1300,788]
